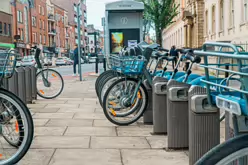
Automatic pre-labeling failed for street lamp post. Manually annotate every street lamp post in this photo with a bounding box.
[75,2,83,81]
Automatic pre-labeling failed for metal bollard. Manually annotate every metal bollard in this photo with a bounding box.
[29,66,37,100]
[8,69,18,96]
[143,79,153,124]
[152,76,168,134]
[16,67,26,104]
[24,67,32,103]
[188,86,220,165]
[95,58,99,74]
[167,79,190,149]
[103,58,106,72]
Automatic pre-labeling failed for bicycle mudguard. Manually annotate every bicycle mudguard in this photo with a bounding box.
[164,71,185,80]
[176,73,201,83]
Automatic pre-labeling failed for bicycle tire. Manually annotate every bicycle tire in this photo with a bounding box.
[36,69,64,99]
[102,78,148,126]
[95,70,114,91]
[195,134,248,165]
[96,71,119,97]
[98,75,119,106]
[0,88,33,165]
[96,72,116,97]
[95,70,115,94]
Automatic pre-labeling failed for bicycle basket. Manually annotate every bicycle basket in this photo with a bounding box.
[109,55,146,75]
[0,50,17,79]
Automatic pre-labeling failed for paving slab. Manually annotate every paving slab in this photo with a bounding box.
[117,127,152,137]
[19,149,55,165]
[57,98,83,101]
[95,108,103,113]
[146,136,167,149]
[33,119,49,127]
[121,149,188,165]
[57,108,95,113]
[73,112,105,120]
[31,136,90,149]
[67,100,96,105]
[46,119,93,127]
[45,104,79,109]
[91,137,150,149]
[49,149,122,165]
[79,104,102,109]
[34,127,67,136]
[35,100,66,104]
[65,127,117,136]
[93,119,117,127]
[30,108,59,113]
[33,113,74,119]
[27,104,47,109]
[84,98,98,101]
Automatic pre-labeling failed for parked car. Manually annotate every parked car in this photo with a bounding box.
[88,56,96,63]
[55,57,67,66]
[44,57,52,66]
[63,57,73,65]
[16,57,22,67]
[21,56,36,66]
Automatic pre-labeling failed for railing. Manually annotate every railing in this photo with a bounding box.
[194,42,248,108]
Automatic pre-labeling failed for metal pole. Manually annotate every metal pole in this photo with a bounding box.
[77,3,82,81]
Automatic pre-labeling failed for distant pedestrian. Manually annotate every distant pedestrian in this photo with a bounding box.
[170,45,179,69]
[73,44,79,76]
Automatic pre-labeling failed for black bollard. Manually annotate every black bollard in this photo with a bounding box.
[95,58,99,74]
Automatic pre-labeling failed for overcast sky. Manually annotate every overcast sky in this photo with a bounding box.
[86,0,116,30]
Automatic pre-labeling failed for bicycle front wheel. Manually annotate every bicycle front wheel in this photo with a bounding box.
[0,88,33,165]
[36,69,64,99]
[102,78,148,126]
[195,134,248,165]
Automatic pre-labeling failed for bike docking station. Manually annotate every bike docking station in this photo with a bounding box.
[191,42,248,165]
[7,66,37,105]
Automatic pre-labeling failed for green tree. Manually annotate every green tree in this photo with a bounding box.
[140,0,179,45]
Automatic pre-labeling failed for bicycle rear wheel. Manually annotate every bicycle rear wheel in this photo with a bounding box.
[0,88,33,165]
[195,134,248,165]
[36,69,64,99]
[102,78,148,126]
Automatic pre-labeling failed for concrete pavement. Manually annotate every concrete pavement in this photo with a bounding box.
[19,76,225,165]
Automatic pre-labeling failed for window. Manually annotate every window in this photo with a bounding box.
[8,24,11,36]
[40,19,42,29]
[42,7,44,15]
[39,5,41,14]
[205,10,208,35]
[32,16,36,27]
[219,0,224,31]
[230,0,234,27]
[17,11,23,23]
[43,21,45,30]
[32,33,37,42]
[4,23,7,35]
[212,5,216,33]
[244,0,248,22]
[44,35,46,43]
[0,22,2,34]
[21,29,24,40]
[40,34,42,43]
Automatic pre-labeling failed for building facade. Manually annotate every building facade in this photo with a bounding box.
[0,0,13,44]
[204,0,248,48]
[51,0,88,47]
[163,0,205,49]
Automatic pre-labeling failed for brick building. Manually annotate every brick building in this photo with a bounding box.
[51,0,87,47]
[12,0,32,56]
[162,0,205,49]
[31,0,48,47]
[0,0,13,44]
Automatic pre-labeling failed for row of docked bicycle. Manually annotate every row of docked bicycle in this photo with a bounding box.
[96,41,248,165]
[0,43,64,164]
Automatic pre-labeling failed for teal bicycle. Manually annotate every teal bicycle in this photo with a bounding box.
[0,43,33,164]
[194,42,248,165]
[102,44,201,126]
